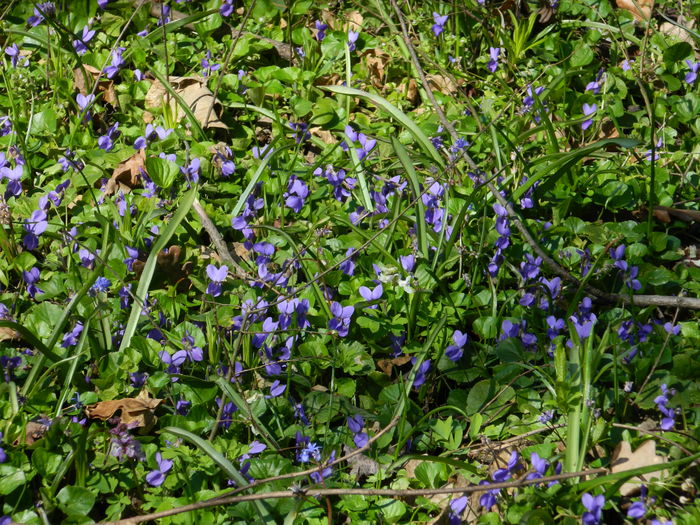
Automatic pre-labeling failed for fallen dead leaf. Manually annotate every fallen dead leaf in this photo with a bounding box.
[406,78,419,106]
[364,48,390,90]
[611,440,668,496]
[73,64,118,106]
[426,74,460,95]
[86,389,163,429]
[377,355,411,376]
[310,126,336,144]
[15,421,50,446]
[343,445,379,478]
[345,10,364,32]
[104,149,146,196]
[616,0,653,21]
[659,17,695,46]
[145,76,228,130]
[0,325,19,341]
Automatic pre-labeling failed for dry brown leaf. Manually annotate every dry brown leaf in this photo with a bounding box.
[310,126,336,144]
[345,10,364,32]
[364,48,390,90]
[611,440,668,496]
[343,445,379,478]
[377,355,411,376]
[404,79,420,106]
[104,149,146,196]
[616,0,653,21]
[86,390,163,429]
[0,326,19,342]
[15,421,50,446]
[145,76,228,130]
[73,64,118,106]
[426,74,460,95]
[659,17,696,46]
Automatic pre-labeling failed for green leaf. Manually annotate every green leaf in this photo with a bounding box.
[145,156,180,189]
[570,45,593,67]
[466,379,495,415]
[57,485,96,517]
[414,461,447,488]
[663,42,692,65]
[0,464,27,495]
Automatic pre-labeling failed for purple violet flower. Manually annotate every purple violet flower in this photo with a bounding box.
[347,30,360,52]
[315,20,328,41]
[220,0,234,17]
[22,267,44,298]
[488,47,500,73]
[72,25,95,55]
[146,452,173,487]
[329,302,354,337]
[206,264,228,297]
[685,59,699,85]
[98,122,120,151]
[432,12,448,37]
[581,493,605,525]
[445,330,467,362]
[581,103,597,130]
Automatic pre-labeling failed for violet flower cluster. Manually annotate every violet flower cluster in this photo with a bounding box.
[347,414,369,448]
[610,244,641,291]
[654,384,676,431]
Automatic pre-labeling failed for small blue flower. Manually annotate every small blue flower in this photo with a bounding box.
[90,276,111,295]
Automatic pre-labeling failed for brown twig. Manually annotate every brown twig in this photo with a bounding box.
[191,198,250,277]
[388,0,700,311]
[611,423,695,456]
[99,467,608,524]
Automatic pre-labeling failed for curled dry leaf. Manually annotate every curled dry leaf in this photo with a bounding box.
[426,74,460,95]
[376,354,411,376]
[611,440,668,496]
[615,0,653,21]
[73,64,118,106]
[364,48,390,90]
[145,76,228,130]
[0,326,19,342]
[659,17,696,47]
[310,126,336,144]
[85,389,163,429]
[104,149,146,196]
[342,445,379,478]
[345,10,364,32]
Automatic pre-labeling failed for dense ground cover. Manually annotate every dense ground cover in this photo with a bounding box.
[1,0,700,523]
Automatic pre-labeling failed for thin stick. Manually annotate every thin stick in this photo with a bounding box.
[98,467,608,524]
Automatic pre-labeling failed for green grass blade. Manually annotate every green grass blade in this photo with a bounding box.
[392,137,428,258]
[161,426,276,524]
[232,137,281,217]
[215,377,280,450]
[119,187,197,351]
[512,138,641,202]
[320,85,444,167]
